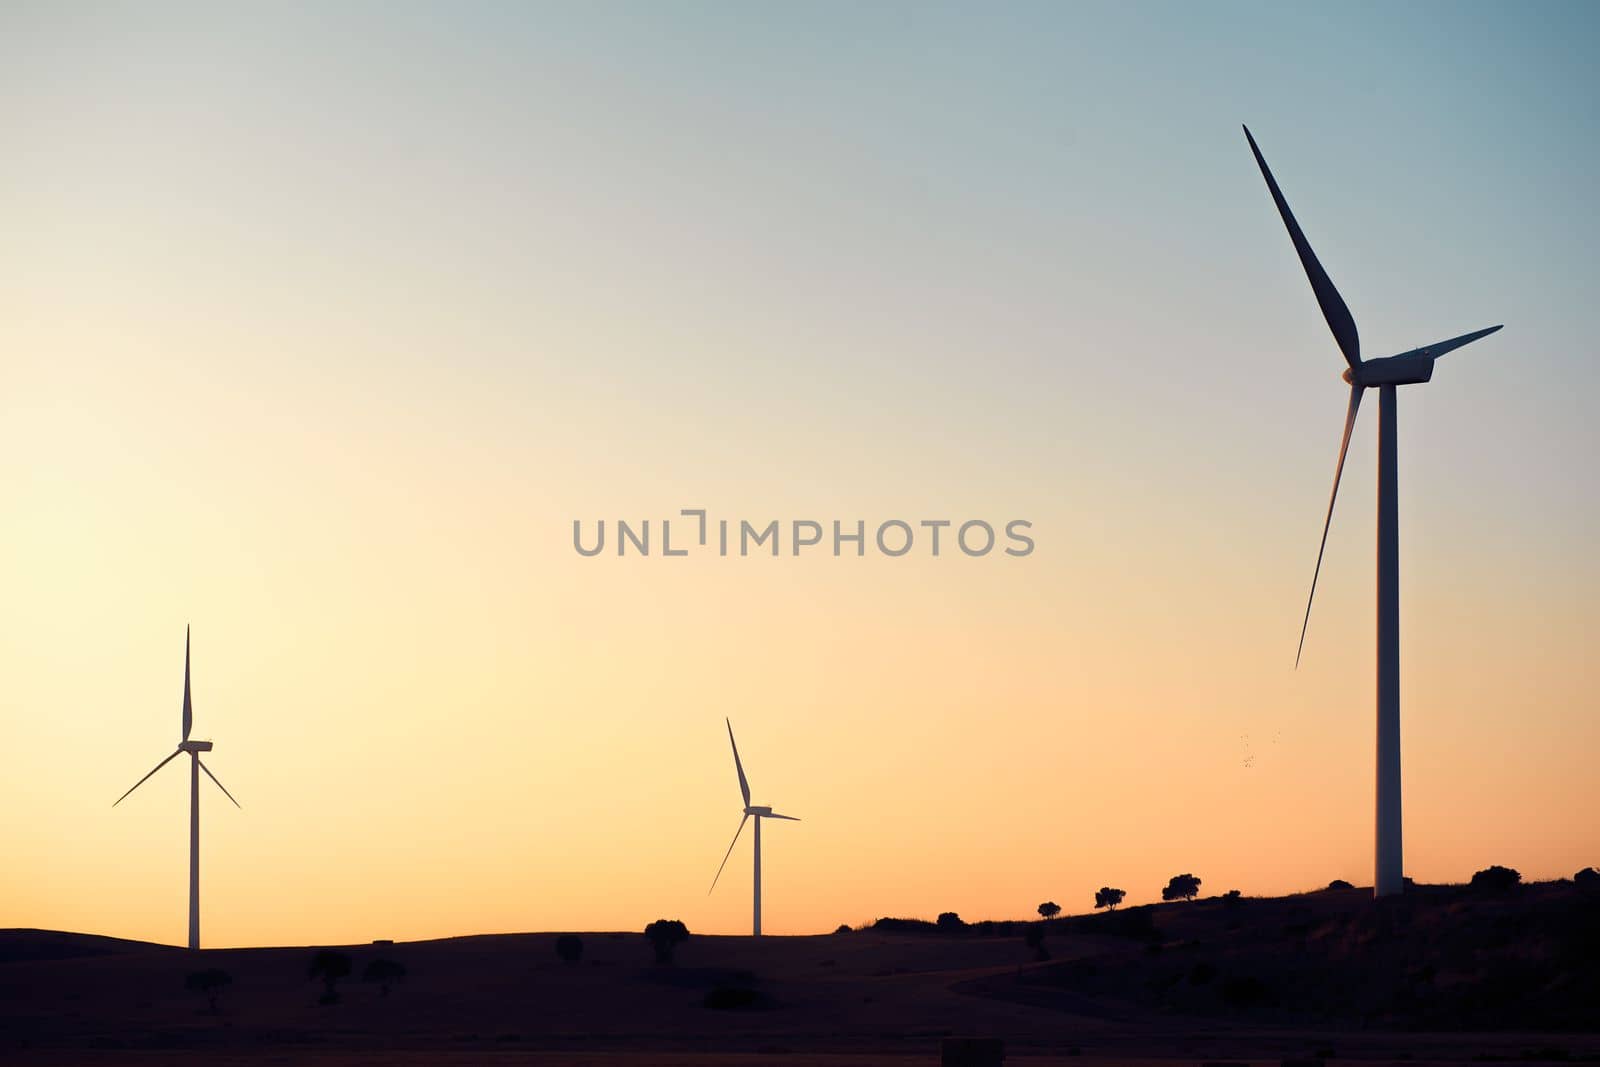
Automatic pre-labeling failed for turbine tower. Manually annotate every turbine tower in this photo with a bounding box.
[114,627,240,948]
[1244,126,1501,898]
[709,719,799,936]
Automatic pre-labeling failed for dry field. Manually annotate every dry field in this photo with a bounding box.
[4,886,1595,1065]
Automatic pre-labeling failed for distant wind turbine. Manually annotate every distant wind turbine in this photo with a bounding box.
[708,719,799,936]
[114,627,240,948]
[1243,125,1501,898]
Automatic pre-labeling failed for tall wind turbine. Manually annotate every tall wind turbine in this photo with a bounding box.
[709,719,799,936]
[114,627,240,948]
[1244,126,1501,898]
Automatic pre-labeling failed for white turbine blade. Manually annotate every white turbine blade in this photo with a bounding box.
[113,749,182,806]
[181,625,192,742]
[725,718,751,808]
[1296,383,1363,667]
[198,759,240,808]
[708,813,748,894]
[763,812,800,821]
[1243,125,1362,369]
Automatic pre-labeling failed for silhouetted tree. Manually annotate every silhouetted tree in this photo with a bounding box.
[1327,879,1354,890]
[1037,901,1061,920]
[184,968,231,1014]
[1471,865,1521,892]
[362,958,406,997]
[555,934,584,964]
[307,949,352,1004]
[1162,873,1202,902]
[644,919,689,964]
[1222,889,1242,909]
[1094,887,1126,911]
[936,911,965,931]
[1575,867,1600,888]
[834,923,852,935]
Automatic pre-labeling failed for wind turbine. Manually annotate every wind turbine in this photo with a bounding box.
[1243,125,1501,898]
[708,719,798,936]
[114,627,240,948]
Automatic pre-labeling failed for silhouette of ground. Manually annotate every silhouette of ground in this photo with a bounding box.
[1,881,1595,1065]
[967,881,1599,1032]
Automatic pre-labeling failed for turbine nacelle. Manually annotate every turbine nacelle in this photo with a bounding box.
[745,805,773,816]
[1343,352,1435,387]
[1340,325,1504,387]
[179,740,214,753]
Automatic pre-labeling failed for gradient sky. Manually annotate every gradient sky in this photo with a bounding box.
[2,2,1596,948]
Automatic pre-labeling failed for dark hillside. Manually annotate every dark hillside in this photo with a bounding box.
[965,881,1600,1030]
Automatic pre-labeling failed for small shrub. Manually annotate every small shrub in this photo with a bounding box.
[644,919,689,964]
[1470,865,1522,893]
[1327,879,1354,890]
[1573,867,1599,888]
[1037,901,1061,920]
[307,949,352,1004]
[555,934,584,964]
[834,923,852,934]
[362,958,406,997]
[936,911,965,931]
[184,968,231,1014]
[1023,923,1050,961]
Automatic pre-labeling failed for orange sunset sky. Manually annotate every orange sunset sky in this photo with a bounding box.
[2,3,1596,947]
